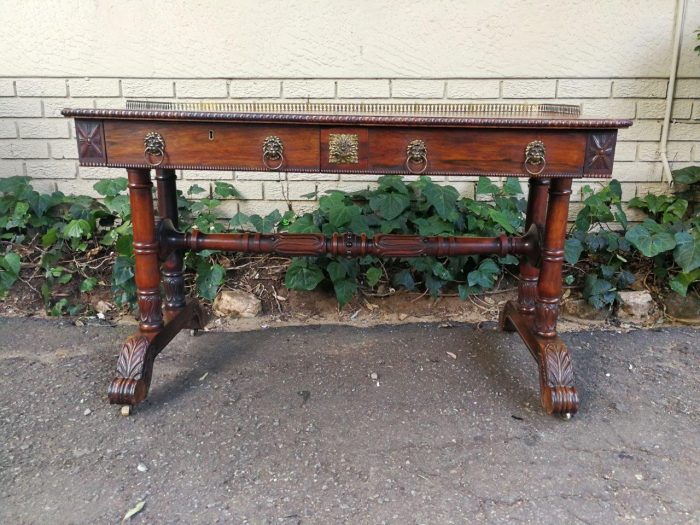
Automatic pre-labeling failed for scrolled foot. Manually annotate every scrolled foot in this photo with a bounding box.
[108,377,148,405]
[541,385,579,416]
[539,340,580,416]
[108,334,153,406]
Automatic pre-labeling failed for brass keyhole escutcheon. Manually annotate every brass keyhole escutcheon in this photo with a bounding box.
[208,130,215,141]
[328,133,359,164]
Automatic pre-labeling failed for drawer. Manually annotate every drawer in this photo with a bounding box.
[366,128,588,176]
[103,121,320,171]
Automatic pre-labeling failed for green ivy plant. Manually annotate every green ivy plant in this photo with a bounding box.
[625,167,700,296]
[564,180,636,309]
[279,175,525,307]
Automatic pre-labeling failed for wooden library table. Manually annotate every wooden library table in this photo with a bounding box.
[63,102,631,417]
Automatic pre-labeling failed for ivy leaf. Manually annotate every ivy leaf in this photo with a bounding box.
[412,216,453,236]
[319,191,346,212]
[422,183,459,221]
[662,198,688,224]
[431,260,453,281]
[115,234,133,256]
[333,278,358,308]
[285,259,324,291]
[229,212,252,231]
[93,178,127,197]
[79,276,98,292]
[583,274,616,309]
[377,175,409,195]
[369,192,410,221]
[104,195,131,217]
[365,267,382,287]
[476,177,500,196]
[669,269,700,297]
[329,204,361,228]
[213,181,240,199]
[467,258,499,289]
[63,219,92,239]
[564,238,584,264]
[608,179,622,200]
[424,274,446,297]
[392,269,416,291]
[487,209,517,234]
[625,220,677,257]
[41,228,58,248]
[502,178,523,196]
[112,255,135,286]
[673,231,700,273]
[0,252,21,276]
[672,166,700,185]
[458,283,479,300]
[250,210,281,233]
[287,214,320,233]
[195,262,225,301]
[327,261,346,283]
[187,184,207,195]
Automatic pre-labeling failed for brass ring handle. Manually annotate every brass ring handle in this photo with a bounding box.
[405,154,428,174]
[524,158,546,175]
[144,131,166,167]
[262,151,285,170]
[406,139,428,174]
[524,140,546,175]
[262,135,284,171]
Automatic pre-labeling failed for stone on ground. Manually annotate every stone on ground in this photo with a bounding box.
[617,290,657,324]
[213,290,262,318]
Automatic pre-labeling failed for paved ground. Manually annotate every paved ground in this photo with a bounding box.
[0,317,698,524]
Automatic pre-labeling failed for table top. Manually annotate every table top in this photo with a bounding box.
[62,101,632,129]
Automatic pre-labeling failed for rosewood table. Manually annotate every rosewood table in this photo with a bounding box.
[63,101,631,417]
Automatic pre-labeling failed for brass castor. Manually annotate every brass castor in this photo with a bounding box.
[120,405,131,417]
[561,412,573,420]
[190,329,198,337]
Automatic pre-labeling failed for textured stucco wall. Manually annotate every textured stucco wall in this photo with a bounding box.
[0,0,699,218]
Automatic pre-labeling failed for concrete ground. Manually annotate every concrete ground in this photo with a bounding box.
[0,317,698,524]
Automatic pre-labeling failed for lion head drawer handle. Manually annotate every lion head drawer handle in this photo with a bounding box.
[524,140,546,175]
[406,139,428,174]
[143,131,166,167]
[262,135,285,170]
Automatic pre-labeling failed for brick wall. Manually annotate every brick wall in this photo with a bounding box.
[1,76,699,220]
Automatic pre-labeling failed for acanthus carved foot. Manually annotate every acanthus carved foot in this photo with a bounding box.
[107,335,153,405]
[539,340,579,416]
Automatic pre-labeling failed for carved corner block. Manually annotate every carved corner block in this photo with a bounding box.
[584,132,616,175]
[75,120,106,164]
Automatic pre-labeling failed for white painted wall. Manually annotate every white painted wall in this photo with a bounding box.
[1,0,699,216]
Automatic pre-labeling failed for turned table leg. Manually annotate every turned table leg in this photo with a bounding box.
[535,177,578,415]
[500,177,550,331]
[155,168,186,322]
[499,177,579,416]
[108,168,164,405]
[518,178,550,319]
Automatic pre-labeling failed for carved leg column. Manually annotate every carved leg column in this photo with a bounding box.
[108,168,163,405]
[534,177,578,415]
[155,169,186,322]
[500,177,550,331]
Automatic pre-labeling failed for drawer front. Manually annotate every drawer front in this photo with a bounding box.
[366,128,588,176]
[103,121,320,171]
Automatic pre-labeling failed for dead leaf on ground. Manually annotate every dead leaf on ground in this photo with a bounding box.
[122,501,145,522]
